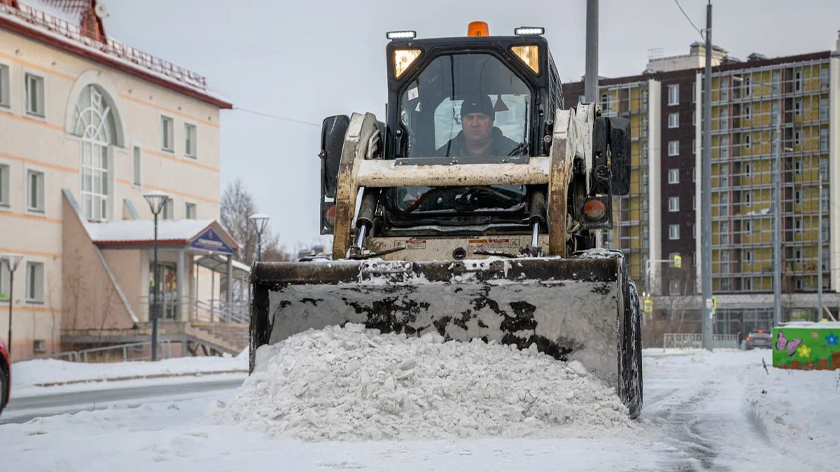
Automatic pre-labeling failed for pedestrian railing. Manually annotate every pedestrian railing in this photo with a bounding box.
[663,333,741,350]
[29,341,172,364]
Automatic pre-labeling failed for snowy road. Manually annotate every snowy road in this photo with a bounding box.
[2,349,837,471]
[1,375,245,425]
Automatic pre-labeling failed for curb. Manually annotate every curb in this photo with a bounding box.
[29,369,248,388]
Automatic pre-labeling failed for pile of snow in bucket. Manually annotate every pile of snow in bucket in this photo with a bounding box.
[213,324,634,441]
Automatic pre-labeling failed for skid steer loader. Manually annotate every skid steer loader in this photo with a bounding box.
[250,24,642,418]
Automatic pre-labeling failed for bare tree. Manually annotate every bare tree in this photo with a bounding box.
[220,178,290,266]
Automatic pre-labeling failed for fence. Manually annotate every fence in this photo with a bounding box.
[662,333,741,350]
[32,341,172,364]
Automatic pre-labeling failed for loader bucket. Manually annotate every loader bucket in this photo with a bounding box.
[250,250,642,418]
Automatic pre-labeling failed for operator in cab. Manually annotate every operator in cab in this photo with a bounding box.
[436,95,519,158]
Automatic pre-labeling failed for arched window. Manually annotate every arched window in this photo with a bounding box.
[72,85,118,220]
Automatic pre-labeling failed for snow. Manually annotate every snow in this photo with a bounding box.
[13,351,247,390]
[2,340,838,470]
[86,219,215,243]
[215,324,633,441]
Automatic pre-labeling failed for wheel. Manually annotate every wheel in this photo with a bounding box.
[0,366,7,417]
[621,268,643,419]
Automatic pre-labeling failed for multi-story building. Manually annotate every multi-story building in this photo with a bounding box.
[563,36,840,341]
[0,1,246,360]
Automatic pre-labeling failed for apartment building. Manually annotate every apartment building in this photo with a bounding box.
[563,36,840,336]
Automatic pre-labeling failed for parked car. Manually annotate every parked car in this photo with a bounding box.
[0,338,9,417]
[745,330,773,350]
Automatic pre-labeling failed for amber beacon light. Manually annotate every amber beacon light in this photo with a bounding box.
[468,21,489,37]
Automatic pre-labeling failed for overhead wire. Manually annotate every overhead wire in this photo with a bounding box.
[673,0,706,42]
[232,106,321,127]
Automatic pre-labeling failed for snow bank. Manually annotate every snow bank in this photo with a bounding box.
[13,352,248,388]
[213,324,635,441]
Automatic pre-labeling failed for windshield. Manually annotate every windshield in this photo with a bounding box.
[399,54,531,157]
[393,53,532,215]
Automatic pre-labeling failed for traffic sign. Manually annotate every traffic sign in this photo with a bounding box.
[643,299,653,313]
[673,255,682,269]
[712,296,717,310]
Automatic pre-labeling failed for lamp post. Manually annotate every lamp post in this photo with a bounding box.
[144,191,169,362]
[2,254,24,359]
[249,213,270,262]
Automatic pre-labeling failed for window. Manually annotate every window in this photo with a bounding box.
[794,190,802,205]
[794,131,801,146]
[692,111,696,125]
[794,159,802,174]
[744,220,753,234]
[668,168,679,184]
[820,128,829,152]
[745,250,754,265]
[692,168,696,182]
[185,202,197,219]
[693,196,696,211]
[0,262,9,301]
[691,82,696,102]
[821,187,829,212]
[822,218,830,242]
[744,104,752,120]
[0,163,8,206]
[601,93,612,114]
[669,280,681,296]
[720,108,729,129]
[0,63,9,108]
[720,192,728,216]
[33,340,46,353]
[668,141,679,156]
[668,196,679,212]
[25,261,44,303]
[744,192,752,207]
[819,98,829,121]
[744,134,751,149]
[820,158,829,182]
[794,101,802,117]
[74,85,117,221]
[794,71,802,92]
[132,146,142,186]
[162,198,175,220]
[185,123,197,158]
[743,76,752,97]
[795,279,805,291]
[820,67,830,87]
[720,135,729,159]
[27,170,44,213]
[642,90,649,108]
[795,219,803,234]
[720,166,729,187]
[668,113,679,128]
[668,84,679,105]
[161,116,174,152]
[721,223,729,245]
[744,163,752,177]
[25,73,45,117]
[669,224,680,240]
[745,279,754,291]
[794,248,804,262]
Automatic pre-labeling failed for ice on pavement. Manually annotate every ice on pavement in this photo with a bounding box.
[213,323,634,441]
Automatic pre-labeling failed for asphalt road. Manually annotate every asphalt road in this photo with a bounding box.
[1,376,245,424]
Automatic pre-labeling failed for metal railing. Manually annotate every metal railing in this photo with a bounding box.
[663,333,741,350]
[28,341,172,364]
[194,299,249,324]
[1,3,207,90]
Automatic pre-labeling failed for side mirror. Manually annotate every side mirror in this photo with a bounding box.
[606,117,631,196]
[320,115,350,199]
[320,115,349,235]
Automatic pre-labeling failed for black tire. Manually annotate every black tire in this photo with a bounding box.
[622,278,643,419]
[0,366,8,417]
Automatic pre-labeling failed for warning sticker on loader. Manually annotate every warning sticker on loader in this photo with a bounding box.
[397,239,427,250]
[468,238,520,250]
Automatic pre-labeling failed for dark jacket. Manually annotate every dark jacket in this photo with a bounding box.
[435,127,520,158]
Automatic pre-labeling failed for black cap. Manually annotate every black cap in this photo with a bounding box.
[460,95,495,120]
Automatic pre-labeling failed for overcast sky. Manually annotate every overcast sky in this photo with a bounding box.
[96,0,840,247]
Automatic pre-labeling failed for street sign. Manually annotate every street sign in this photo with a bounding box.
[643,299,653,313]
[673,255,682,269]
[712,296,717,310]
[706,298,714,309]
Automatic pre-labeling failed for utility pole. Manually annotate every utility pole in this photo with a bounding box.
[773,114,782,326]
[701,1,714,350]
[584,0,598,104]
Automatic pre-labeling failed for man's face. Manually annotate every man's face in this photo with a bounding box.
[461,113,493,144]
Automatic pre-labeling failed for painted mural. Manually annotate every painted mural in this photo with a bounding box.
[772,322,840,370]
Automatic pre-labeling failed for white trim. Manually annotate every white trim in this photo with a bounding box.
[23,163,46,215]
[668,168,679,184]
[669,224,680,240]
[0,61,10,109]
[21,68,46,120]
[648,79,662,289]
[184,121,197,159]
[24,259,45,304]
[668,83,679,106]
[132,144,143,188]
[668,140,679,156]
[668,196,680,212]
[64,72,126,147]
[0,159,10,208]
[184,201,197,219]
[668,112,679,128]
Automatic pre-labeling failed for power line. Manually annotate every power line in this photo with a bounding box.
[232,107,321,127]
[673,0,706,41]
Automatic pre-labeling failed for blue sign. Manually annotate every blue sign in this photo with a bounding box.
[190,228,234,254]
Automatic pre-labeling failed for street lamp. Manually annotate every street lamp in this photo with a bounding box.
[144,191,169,362]
[1,254,24,359]
[249,213,270,262]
